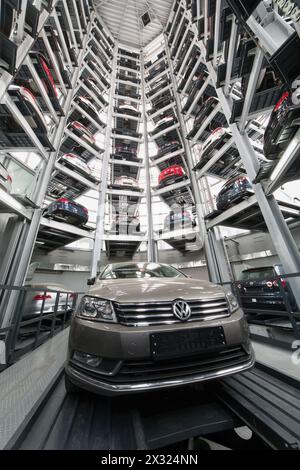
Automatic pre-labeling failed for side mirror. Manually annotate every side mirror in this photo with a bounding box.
[87,277,96,286]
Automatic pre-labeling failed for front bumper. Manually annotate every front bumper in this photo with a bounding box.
[65,350,255,396]
[65,308,254,395]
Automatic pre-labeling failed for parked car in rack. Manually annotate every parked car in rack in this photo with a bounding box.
[29,51,58,98]
[158,165,186,187]
[164,210,195,231]
[22,283,74,320]
[147,78,171,99]
[147,62,167,81]
[44,26,72,87]
[43,198,89,226]
[115,143,138,157]
[68,121,97,149]
[241,67,280,99]
[59,153,92,179]
[194,96,219,127]
[187,96,220,140]
[151,116,175,136]
[86,60,109,88]
[65,261,254,395]
[75,95,99,121]
[0,162,12,193]
[200,127,232,162]
[150,94,174,112]
[83,78,104,102]
[110,215,140,235]
[157,139,181,157]
[118,104,140,116]
[237,264,297,311]
[0,0,18,39]
[216,175,253,211]
[113,126,140,138]
[113,176,140,190]
[263,86,300,159]
[8,84,48,135]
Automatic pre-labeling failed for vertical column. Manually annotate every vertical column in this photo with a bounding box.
[90,43,119,278]
[198,177,233,283]
[140,52,156,262]
[164,32,227,281]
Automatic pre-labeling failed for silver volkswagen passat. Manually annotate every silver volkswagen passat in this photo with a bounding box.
[65,262,254,395]
[23,284,74,319]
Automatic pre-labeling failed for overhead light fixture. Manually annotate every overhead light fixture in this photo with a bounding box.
[141,11,151,27]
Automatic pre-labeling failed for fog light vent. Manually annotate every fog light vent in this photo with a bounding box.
[73,351,101,367]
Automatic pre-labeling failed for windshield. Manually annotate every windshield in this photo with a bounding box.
[241,267,275,281]
[100,263,186,279]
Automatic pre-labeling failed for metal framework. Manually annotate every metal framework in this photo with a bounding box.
[1,0,300,335]
[0,2,114,334]
[163,0,300,303]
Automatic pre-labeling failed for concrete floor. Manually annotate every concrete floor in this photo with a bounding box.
[252,340,300,383]
[0,329,69,449]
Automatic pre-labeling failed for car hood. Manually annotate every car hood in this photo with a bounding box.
[88,278,225,303]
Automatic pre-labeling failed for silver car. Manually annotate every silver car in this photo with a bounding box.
[22,284,75,319]
[65,262,254,396]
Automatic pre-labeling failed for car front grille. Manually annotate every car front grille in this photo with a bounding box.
[113,297,230,326]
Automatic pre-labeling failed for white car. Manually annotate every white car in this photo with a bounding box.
[8,84,48,134]
[60,153,92,178]
[201,127,232,160]
[85,78,103,99]
[155,115,174,129]
[76,95,99,117]
[118,104,139,115]
[114,176,140,189]
[0,163,12,193]
[68,121,96,147]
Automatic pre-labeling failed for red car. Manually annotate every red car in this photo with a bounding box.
[158,165,185,186]
[29,51,58,99]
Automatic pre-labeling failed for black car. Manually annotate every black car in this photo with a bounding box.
[238,265,296,311]
[43,198,89,226]
[187,96,219,140]
[264,87,300,159]
[157,139,182,158]
[216,175,253,211]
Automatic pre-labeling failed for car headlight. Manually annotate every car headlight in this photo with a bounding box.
[76,296,117,322]
[226,292,239,313]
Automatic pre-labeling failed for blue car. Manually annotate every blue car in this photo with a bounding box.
[43,198,89,227]
[216,175,253,211]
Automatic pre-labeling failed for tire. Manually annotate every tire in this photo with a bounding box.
[65,373,79,394]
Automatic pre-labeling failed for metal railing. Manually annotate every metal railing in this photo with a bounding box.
[218,272,300,340]
[0,285,82,370]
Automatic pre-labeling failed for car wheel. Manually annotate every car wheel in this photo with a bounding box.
[65,373,79,394]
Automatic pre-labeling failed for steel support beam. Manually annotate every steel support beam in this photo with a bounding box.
[141,53,156,262]
[164,34,205,253]
[90,43,119,278]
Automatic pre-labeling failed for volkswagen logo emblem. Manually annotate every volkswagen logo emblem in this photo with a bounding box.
[172,299,191,321]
